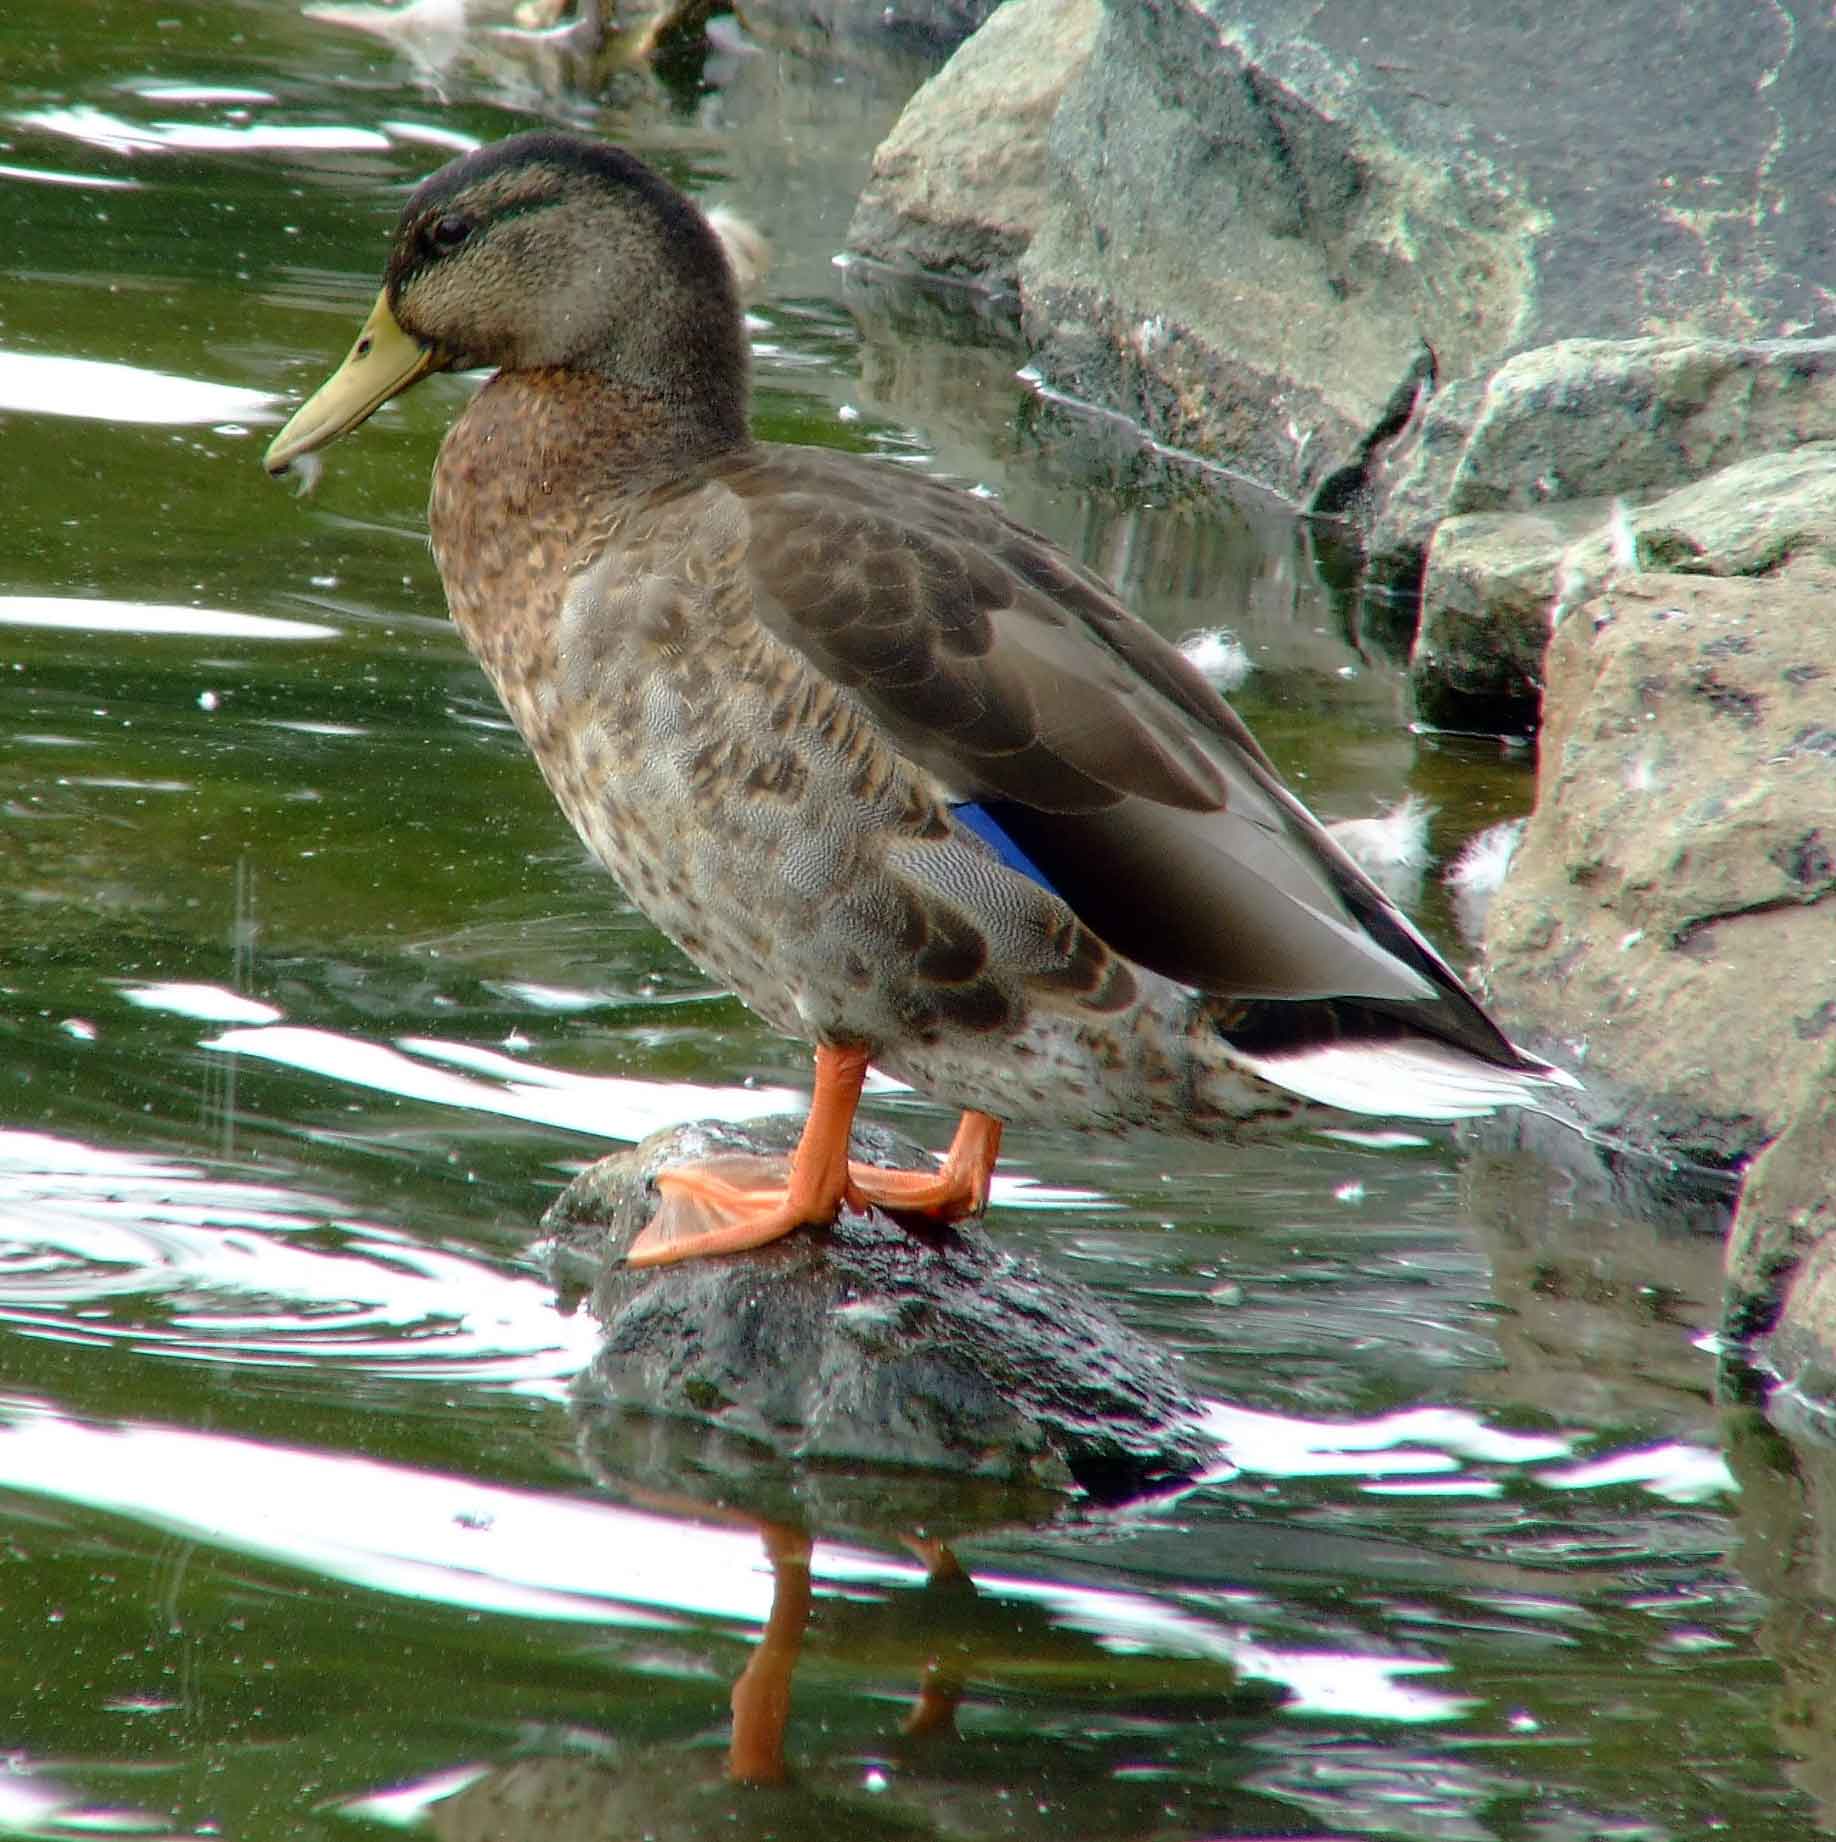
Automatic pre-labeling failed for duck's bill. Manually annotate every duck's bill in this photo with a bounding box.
[264,290,436,475]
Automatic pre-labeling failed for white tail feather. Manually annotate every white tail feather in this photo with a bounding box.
[1234,1038,1579,1122]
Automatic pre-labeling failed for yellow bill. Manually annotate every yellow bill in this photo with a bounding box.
[264,290,436,475]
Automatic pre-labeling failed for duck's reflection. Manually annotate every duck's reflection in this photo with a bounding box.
[416,1465,1274,1840]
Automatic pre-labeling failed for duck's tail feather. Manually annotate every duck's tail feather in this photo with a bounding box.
[1216,997,1579,1122]
[1232,1036,1578,1121]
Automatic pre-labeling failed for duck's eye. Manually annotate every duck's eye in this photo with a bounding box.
[428,214,473,252]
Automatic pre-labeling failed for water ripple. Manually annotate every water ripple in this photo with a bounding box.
[0,1127,595,1390]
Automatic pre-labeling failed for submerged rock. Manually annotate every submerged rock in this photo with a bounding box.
[1722,1394,1836,1829]
[542,1117,1220,1501]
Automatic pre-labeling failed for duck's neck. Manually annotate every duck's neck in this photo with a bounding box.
[428,367,749,673]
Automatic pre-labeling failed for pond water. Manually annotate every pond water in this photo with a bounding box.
[0,3,1826,1838]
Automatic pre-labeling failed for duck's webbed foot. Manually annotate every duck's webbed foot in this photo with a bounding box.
[627,1153,833,1266]
[624,1048,1004,1266]
[626,1041,871,1268]
[847,1110,1003,1223]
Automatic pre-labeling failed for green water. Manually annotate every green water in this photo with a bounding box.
[0,2,1825,1837]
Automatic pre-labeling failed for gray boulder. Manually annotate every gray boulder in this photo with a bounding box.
[1413,439,1836,724]
[1374,337,1836,570]
[1411,500,1605,730]
[848,0,1099,284]
[850,0,1836,520]
[1482,562,1836,1167]
[744,0,1001,55]
[1726,1047,1836,1368]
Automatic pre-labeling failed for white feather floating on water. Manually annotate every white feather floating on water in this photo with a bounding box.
[1179,627,1253,692]
[1445,818,1525,944]
[1327,794,1435,907]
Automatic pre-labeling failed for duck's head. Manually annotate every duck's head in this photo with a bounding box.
[264,132,748,475]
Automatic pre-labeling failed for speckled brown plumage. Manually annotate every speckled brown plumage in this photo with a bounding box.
[264,130,1575,1266]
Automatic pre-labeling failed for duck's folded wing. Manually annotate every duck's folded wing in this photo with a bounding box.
[725,453,1517,1048]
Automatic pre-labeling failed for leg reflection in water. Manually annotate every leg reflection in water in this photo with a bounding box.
[726,1521,812,1786]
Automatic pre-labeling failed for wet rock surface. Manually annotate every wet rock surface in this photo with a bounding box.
[1372,338,1836,583]
[1409,440,1836,1390]
[1483,565,1836,1166]
[1402,365,1836,723]
[1411,501,1604,732]
[1726,1050,1836,1367]
[1723,1391,1836,1833]
[542,1117,1221,1501]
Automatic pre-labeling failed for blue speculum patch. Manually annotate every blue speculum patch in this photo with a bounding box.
[952,800,1057,896]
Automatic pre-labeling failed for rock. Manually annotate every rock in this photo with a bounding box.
[1412,442,1836,730]
[541,1117,1220,1501]
[1412,501,1606,730]
[847,0,1099,283]
[1018,0,1505,503]
[852,0,1836,513]
[840,0,1836,1411]
[1481,565,1836,1167]
[1725,1046,1836,1361]
[1566,442,1836,582]
[1371,337,1836,583]
[1722,1395,1836,1830]
[745,0,1000,56]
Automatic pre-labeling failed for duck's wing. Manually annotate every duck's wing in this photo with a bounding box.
[719,448,1528,1069]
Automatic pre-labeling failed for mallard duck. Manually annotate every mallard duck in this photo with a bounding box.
[264,132,1575,1267]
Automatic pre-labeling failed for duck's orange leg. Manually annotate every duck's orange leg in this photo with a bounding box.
[626,1047,1004,1268]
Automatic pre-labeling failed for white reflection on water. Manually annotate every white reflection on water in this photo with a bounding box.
[0,1398,1472,1722]
[1202,1397,1731,1507]
[0,596,339,640]
[1540,1440,1736,1503]
[208,1021,803,1143]
[120,81,279,104]
[1204,1401,1573,1473]
[965,1569,1467,1721]
[205,1021,1104,1209]
[0,161,140,189]
[380,118,482,155]
[0,350,277,425]
[120,981,283,1025]
[17,104,393,156]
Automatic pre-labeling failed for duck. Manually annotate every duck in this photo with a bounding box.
[264,131,1576,1267]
